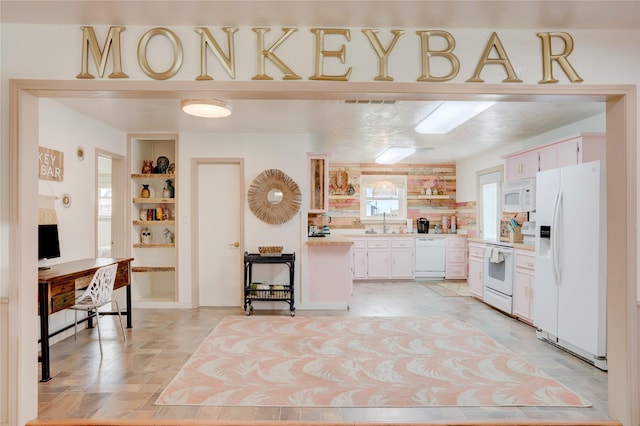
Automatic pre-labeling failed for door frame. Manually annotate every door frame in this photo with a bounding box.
[6,80,638,426]
[95,148,126,258]
[190,158,245,308]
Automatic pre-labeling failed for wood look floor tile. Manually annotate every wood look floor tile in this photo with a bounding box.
[38,281,610,422]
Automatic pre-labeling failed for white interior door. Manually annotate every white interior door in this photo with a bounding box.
[196,161,243,306]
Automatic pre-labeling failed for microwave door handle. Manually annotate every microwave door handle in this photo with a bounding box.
[519,188,526,211]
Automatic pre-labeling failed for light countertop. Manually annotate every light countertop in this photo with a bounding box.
[306,234,354,245]
[468,237,535,251]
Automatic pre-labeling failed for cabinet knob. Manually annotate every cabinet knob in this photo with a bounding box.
[229,242,240,248]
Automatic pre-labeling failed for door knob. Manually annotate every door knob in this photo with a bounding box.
[229,242,240,248]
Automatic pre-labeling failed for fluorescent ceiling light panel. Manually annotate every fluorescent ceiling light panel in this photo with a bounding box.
[375,146,416,164]
[414,101,495,134]
[181,99,232,118]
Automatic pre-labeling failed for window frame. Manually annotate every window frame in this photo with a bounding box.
[359,174,408,222]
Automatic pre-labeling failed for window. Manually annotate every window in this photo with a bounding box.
[360,175,407,221]
[477,167,503,240]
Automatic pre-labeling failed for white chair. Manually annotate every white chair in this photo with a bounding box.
[71,263,126,356]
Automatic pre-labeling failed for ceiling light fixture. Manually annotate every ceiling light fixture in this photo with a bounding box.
[181,99,232,118]
[414,101,495,134]
[375,146,416,164]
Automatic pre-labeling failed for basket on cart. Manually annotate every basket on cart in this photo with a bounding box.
[258,246,283,257]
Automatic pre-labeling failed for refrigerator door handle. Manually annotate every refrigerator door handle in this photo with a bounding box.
[552,189,562,285]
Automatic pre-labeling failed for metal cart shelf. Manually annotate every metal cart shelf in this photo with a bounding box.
[243,252,295,316]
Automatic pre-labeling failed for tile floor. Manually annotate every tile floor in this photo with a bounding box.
[38,281,610,422]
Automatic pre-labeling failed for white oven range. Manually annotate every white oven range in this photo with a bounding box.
[483,241,514,315]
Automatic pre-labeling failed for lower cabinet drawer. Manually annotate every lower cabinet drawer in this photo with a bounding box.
[446,263,467,278]
[51,292,74,313]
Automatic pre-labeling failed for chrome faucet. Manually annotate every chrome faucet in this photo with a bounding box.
[383,212,388,234]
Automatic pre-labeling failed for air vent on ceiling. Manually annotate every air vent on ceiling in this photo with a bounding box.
[342,100,399,105]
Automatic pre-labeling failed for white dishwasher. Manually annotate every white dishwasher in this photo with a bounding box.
[415,237,446,278]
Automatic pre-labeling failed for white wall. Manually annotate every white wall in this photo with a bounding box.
[178,132,310,305]
[37,98,126,342]
[456,112,607,201]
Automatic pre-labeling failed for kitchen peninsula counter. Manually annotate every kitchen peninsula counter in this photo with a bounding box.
[306,235,353,310]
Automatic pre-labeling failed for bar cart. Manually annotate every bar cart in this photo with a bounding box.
[243,252,295,316]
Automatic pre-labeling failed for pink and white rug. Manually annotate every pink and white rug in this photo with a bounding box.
[155,316,591,407]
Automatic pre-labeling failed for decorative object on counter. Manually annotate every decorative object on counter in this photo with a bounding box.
[258,245,283,257]
[140,184,151,198]
[434,223,442,234]
[163,179,175,198]
[139,209,147,221]
[140,227,152,244]
[248,169,301,224]
[154,156,170,174]
[141,160,154,174]
[162,228,175,244]
[167,163,175,174]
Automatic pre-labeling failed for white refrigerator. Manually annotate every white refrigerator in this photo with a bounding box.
[534,160,607,370]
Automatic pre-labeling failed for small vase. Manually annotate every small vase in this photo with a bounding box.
[141,184,151,198]
[163,186,171,198]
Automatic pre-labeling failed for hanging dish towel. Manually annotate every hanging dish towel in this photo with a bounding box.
[490,247,505,263]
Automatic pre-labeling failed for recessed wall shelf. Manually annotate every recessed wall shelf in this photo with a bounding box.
[129,134,178,306]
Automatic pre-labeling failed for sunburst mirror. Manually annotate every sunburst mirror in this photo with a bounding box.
[248,169,301,224]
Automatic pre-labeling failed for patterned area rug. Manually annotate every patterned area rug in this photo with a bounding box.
[155,316,590,408]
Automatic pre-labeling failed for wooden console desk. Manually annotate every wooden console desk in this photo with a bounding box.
[38,257,133,382]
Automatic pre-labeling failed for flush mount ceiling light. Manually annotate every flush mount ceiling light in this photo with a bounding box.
[414,101,495,134]
[375,146,416,164]
[181,99,232,118]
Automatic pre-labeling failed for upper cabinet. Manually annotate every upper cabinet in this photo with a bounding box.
[308,153,329,213]
[503,133,605,182]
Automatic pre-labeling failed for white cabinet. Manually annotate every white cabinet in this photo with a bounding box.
[503,133,605,182]
[467,242,485,299]
[390,238,414,279]
[505,149,539,181]
[351,237,415,280]
[351,239,367,279]
[513,248,535,324]
[445,236,467,279]
[366,238,391,279]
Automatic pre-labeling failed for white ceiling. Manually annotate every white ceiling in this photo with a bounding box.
[4,1,623,163]
[52,97,605,163]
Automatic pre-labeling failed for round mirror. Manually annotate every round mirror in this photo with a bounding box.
[267,189,284,204]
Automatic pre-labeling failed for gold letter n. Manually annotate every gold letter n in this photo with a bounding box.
[77,26,128,79]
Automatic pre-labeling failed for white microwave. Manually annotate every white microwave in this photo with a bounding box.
[502,178,536,212]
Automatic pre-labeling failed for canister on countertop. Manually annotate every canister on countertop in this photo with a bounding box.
[442,216,449,233]
[450,215,456,233]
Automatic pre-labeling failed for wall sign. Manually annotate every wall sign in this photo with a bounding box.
[39,147,64,181]
[76,26,583,84]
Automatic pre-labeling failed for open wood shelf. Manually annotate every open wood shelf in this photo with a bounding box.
[133,198,176,204]
[133,220,176,226]
[131,173,175,179]
[132,243,175,248]
[132,266,176,273]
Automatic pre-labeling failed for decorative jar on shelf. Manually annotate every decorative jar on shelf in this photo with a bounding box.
[141,184,151,198]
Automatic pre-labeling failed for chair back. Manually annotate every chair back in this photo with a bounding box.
[80,263,118,306]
